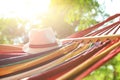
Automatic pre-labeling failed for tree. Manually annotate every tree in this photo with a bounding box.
[0,18,26,44]
[40,0,107,38]
[0,0,106,43]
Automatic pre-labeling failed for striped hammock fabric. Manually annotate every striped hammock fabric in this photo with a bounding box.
[0,14,120,80]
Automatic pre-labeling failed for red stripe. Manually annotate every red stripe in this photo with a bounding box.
[68,14,120,38]
[29,42,58,48]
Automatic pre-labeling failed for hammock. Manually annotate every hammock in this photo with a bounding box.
[0,14,120,80]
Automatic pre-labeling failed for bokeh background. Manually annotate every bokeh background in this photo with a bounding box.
[0,0,119,44]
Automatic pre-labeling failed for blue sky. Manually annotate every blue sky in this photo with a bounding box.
[98,0,120,15]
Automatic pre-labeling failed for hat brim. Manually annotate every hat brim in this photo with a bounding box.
[23,42,62,54]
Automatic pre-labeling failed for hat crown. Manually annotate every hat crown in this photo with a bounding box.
[29,28,57,45]
[23,28,61,54]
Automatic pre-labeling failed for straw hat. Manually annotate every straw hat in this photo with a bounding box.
[23,28,62,54]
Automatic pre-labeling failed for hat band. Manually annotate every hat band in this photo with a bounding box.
[29,42,58,48]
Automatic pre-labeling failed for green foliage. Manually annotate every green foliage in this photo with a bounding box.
[50,0,105,32]
[0,18,26,44]
[0,0,107,41]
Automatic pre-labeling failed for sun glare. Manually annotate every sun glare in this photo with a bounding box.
[0,0,50,19]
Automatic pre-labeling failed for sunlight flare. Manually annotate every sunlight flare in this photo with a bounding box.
[0,0,50,19]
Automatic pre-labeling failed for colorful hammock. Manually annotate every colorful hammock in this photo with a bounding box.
[0,14,120,80]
